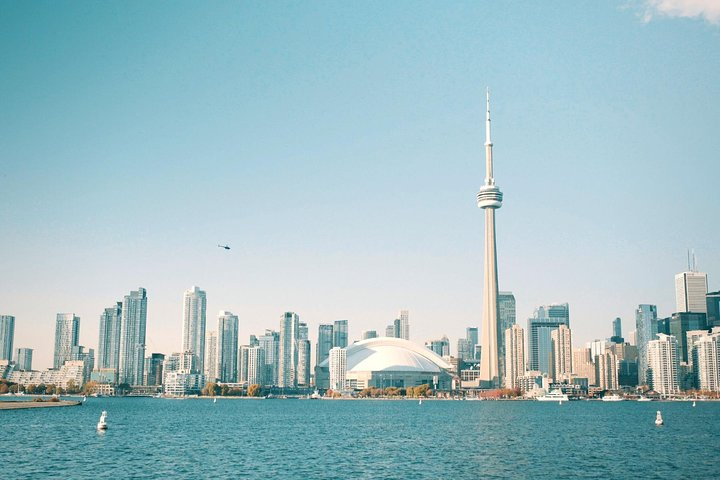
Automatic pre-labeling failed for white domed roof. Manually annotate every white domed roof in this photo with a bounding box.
[336,337,452,373]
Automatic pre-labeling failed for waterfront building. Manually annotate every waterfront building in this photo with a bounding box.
[707,291,720,327]
[661,312,708,363]
[504,325,525,390]
[217,311,239,382]
[54,313,80,369]
[182,286,207,374]
[498,292,516,386]
[238,345,249,383]
[8,360,85,390]
[477,91,504,388]
[572,348,596,386]
[319,338,453,391]
[551,325,573,382]
[163,371,204,396]
[675,271,708,314]
[692,330,720,392]
[329,347,347,391]
[259,329,280,386]
[97,303,122,371]
[278,312,299,388]
[246,346,265,386]
[517,370,545,394]
[205,331,218,382]
[333,319,349,348]
[15,347,32,371]
[647,333,680,395]
[144,353,165,386]
[70,346,95,384]
[118,287,148,386]
[635,304,658,386]
[0,315,15,362]
[297,338,311,387]
[595,351,618,391]
[527,303,570,376]
[362,330,378,340]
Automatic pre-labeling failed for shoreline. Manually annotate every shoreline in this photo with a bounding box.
[0,400,82,410]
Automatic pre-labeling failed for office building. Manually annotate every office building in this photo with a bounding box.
[647,334,680,394]
[333,320,348,348]
[504,325,525,390]
[118,287,148,386]
[97,303,122,371]
[676,270,708,314]
[635,304,658,386]
[397,310,410,340]
[707,291,720,327]
[527,303,570,376]
[595,351,618,391]
[426,335,450,357]
[477,91,504,387]
[551,325,573,382]
[0,315,15,362]
[259,329,280,386]
[610,317,623,343]
[457,338,474,361]
[316,324,333,367]
[329,347,347,391]
[362,330,377,340]
[246,346,265,386]
[217,311,239,382]
[15,347,32,371]
[692,330,720,392]
[54,313,80,369]
[385,324,396,338]
[297,339,311,387]
[182,286,206,374]
[498,292,516,386]
[278,312,299,388]
[144,353,165,386]
[205,331,218,382]
[573,348,596,386]
[661,312,708,363]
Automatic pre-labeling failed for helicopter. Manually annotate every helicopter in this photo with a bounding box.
[217,244,230,250]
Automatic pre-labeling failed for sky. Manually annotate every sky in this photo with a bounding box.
[1,1,719,370]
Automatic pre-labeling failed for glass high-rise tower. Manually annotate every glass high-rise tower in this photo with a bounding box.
[97,302,122,371]
[118,288,147,385]
[635,304,658,386]
[217,311,239,382]
[0,315,15,362]
[54,313,80,369]
[182,286,207,374]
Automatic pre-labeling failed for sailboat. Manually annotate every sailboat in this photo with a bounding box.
[213,397,217,404]
[655,411,664,426]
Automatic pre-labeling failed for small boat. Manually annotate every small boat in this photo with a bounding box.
[310,390,321,400]
[82,395,87,403]
[213,398,217,404]
[419,398,423,405]
[692,400,696,407]
[655,411,664,426]
[97,411,108,430]
[637,396,653,402]
[602,394,624,402]
[536,389,569,402]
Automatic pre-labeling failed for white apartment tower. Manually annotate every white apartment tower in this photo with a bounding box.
[647,333,680,395]
[693,331,720,392]
[504,325,525,390]
[182,286,207,374]
[398,310,410,340]
[329,347,347,391]
[278,312,299,388]
[0,315,15,362]
[217,311,239,382]
[551,324,573,382]
[118,288,148,385]
[54,313,80,369]
[205,331,218,382]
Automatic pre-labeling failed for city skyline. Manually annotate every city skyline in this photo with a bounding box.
[2,3,719,369]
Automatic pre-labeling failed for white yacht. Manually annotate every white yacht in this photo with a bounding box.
[536,389,569,402]
[602,394,624,402]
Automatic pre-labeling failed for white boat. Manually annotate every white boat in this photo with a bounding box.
[637,396,653,402]
[419,399,423,405]
[602,394,624,402]
[536,389,569,402]
[655,411,664,426]
[310,390,321,400]
[97,411,108,430]
[213,397,217,404]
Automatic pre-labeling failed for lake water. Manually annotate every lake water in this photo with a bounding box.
[2,398,719,479]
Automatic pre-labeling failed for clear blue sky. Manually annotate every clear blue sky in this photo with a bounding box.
[2,1,718,369]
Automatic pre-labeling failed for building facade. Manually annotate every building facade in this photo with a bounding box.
[551,324,573,382]
[54,313,80,369]
[118,287,148,386]
[647,333,679,395]
[0,315,15,362]
[675,271,708,314]
[97,303,122,372]
[635,304,658,386]
[527,303,570,376]
[504,324,525,390]
[329,347,347,391]
[278,312,299,388]
[15,347,33,371]
[182,286,207,374]
[333,319,348,348]
[217,311,239,382]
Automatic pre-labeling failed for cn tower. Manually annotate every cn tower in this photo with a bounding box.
[477,89,503,388]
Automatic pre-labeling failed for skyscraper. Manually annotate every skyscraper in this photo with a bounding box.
[551,324,573,382]
[595,351,619,391]
[635,304,658,386]
[118,287,147,386]
[278,312,299,388]
[611,317,623,343]
[662,312,707,364]
[504,325,525,390]
[675,270,708,314]
[498,292,516,386]
[217,311,239,382]
[477,90,504,388]
[144,353,165,386]
[0,315,15,362]
[707,291,720,327]
[397,310,409,340]
[15,347,32,371]
[362,330,377,340]
[297,339,311,388]
[182,286,207,374]
[316,324,333,368]
[205,331,218,382]
[329,347,347,391]
[97,302,122,371]
[259,329,280,386]
[647,333,679,394]
[527,303,570,376]
[246,346,265,386]
[385,325,395,338]
[54,313,80,369]
[333,320,348,348]
[693,331,720,392]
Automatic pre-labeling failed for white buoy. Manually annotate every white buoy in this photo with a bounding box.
[692,400,696,407]
[559,400,563,405]
[655,410,663,426]
[97,411,108,430]
[419,398,422,405]
[213,397,217,404]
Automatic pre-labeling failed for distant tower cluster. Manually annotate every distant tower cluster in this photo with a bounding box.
[477,90,504,388]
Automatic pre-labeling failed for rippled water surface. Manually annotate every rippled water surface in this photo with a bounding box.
[2,398,719,479]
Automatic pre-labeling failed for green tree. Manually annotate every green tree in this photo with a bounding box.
[202,382,218,396]
[247,384,261,397]
[26,384,36,395]
[66,380,79,394]
[83,381,98,396]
